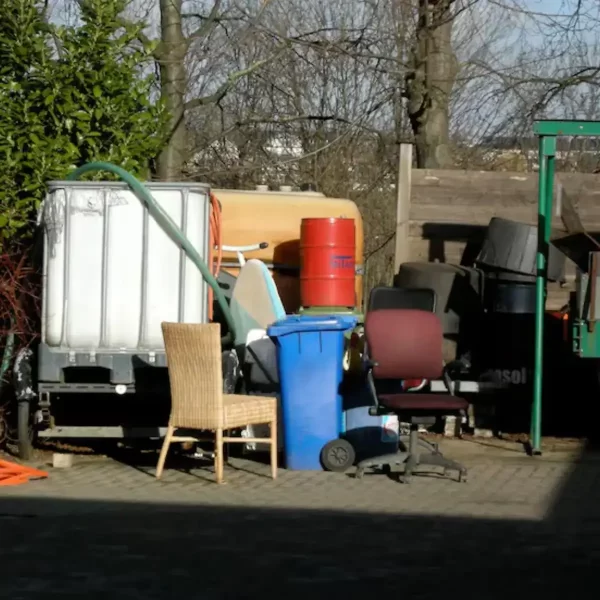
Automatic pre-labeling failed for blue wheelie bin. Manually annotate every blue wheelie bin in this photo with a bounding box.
[267,315,357,470]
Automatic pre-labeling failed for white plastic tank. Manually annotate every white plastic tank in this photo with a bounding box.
[42,181,210,352]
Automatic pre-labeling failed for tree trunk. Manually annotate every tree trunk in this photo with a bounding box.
[156,0,188,181]
[405,0,458,169]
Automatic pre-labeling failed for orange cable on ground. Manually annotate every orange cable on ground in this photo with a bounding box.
[207,192,223,321]
[0,459,48,486]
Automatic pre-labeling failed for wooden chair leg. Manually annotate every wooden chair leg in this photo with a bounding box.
[270,418,278,480]
[156,425,174,479]
[215,428,225,484]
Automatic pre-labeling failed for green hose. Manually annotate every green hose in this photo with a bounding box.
[66,162,236,342]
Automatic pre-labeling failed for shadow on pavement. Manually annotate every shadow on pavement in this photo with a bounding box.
[1,448,600,600]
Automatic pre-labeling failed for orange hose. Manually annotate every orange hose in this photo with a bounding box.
[207,193,223,321]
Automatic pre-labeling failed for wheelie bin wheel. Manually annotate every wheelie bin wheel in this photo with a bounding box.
[321,439,355,472]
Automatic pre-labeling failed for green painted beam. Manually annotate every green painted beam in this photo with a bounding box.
[534,120,600,137]
[530,118,600,455]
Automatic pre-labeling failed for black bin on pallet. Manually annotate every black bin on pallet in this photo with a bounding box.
[483,271,536,315]
[474,266,578,433]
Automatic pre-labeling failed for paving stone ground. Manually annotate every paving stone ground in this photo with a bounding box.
[1,438,599,598]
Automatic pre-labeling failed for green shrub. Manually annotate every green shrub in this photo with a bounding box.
[0,0,167,241]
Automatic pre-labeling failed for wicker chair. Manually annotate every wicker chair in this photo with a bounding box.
[157,322,278,484]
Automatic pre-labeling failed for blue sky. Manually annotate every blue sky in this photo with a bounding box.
[524,0,575,13]
[527,0,562,11]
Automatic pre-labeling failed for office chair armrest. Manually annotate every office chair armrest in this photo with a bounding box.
[364,366,384,416]
[442,356,471,395]
[364,359,379,370]
[444,356,470,376]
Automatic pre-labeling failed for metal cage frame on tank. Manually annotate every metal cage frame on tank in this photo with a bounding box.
[38,180,212,388]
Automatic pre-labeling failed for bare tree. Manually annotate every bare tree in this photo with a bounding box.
[457,1,600,143]
[150,0,290,180]
[405,0,459,168]
[49,0,600,178]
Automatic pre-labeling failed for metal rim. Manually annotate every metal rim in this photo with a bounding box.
[326,445,350,466]
[321,439,355,472]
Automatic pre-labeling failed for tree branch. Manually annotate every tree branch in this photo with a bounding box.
[186,0,223,43]
[237,115,352,126]
[184,47,287,111]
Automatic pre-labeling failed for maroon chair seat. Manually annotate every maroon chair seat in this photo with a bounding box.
[379,393,468,412]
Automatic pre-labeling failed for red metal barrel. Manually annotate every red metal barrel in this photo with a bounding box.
[300,218,356,308]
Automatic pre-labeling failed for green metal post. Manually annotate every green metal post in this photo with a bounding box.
[528,121,600,454]
[531,135,556,455]
[545,154,555,239]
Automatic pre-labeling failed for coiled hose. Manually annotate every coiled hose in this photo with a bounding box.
[66,162,236,342]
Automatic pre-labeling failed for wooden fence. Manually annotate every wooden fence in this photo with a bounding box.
[361,144,600,309]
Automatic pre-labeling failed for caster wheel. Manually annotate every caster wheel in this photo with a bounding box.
[321,439,355,473]
[355,467,365,480]
[459,472,468,483]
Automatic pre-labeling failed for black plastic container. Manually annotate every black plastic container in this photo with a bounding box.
[477,217,565,282]
[474,307,581,434]
[368,285,435,312]
[483,271,536,314]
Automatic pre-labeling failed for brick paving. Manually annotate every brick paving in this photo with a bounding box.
[1,439,599,598]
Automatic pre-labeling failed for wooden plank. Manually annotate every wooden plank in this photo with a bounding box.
[557,182,584,234]
[411,187,535,206]
[410,204,600,225]
[412,169,600,190]
[408,239,465,263]
[409,220,600,238]
[410,204,538,223]
[394,144,412,272]
[411,187,600,208]
[412,169,537,188]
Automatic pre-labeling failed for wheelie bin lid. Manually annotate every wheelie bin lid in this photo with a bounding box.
[267,315,358,338]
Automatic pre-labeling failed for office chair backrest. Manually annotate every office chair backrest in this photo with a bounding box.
[364,309,443,380]
[368,286,436,313]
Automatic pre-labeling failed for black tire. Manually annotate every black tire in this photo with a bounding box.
[320,439,355,473]
[17,399,34,460]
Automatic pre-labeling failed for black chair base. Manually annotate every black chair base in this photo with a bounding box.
[355,425,467,483]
